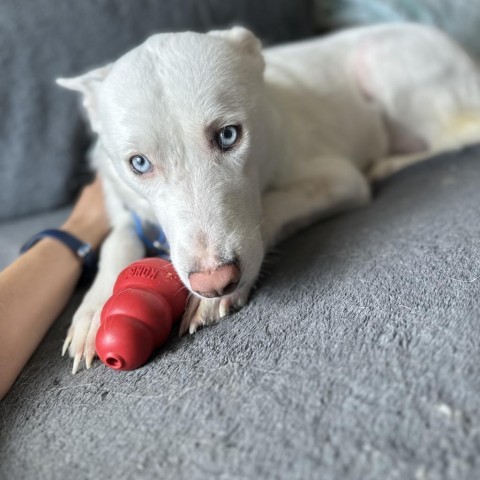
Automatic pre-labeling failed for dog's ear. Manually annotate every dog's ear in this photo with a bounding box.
[56,63,112,133]
[209,27,265,72]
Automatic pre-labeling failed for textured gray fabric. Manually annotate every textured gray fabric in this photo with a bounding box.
[0,0,314,221]
[1,146,480,479]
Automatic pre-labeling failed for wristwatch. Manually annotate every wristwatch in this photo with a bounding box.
[20,229,98,283]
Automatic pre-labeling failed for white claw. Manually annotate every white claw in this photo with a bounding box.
[85,350,95,370]
[84,311,100,369]
[219,302,229,318]
[72,353,82,375]
[189,317,204,334]
[62,335,72,356]
[178,322,187,337]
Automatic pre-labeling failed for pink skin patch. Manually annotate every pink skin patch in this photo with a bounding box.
[350,41,376,101]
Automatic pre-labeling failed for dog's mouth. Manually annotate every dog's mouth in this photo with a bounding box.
[192,279,239,298]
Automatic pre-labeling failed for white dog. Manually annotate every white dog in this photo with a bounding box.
[58,23,480,373]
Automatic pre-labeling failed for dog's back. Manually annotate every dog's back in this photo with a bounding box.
[263,23,480,179]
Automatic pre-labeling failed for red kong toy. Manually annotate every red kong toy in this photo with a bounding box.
[96,258,188,371]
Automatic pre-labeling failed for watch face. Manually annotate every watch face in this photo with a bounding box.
[77,243,93,258]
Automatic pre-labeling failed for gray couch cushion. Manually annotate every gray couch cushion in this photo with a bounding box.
[0,0,315,221]
[1,146,480,479]
[0,207,70,269]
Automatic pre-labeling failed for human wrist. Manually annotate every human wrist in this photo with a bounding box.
[61,217,108,250]
[61,177,110,250]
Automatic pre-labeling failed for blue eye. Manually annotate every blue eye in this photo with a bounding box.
[129,155,152,174]
[216,125,240,150]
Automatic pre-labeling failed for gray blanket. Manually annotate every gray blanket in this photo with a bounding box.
[1,146,479,480]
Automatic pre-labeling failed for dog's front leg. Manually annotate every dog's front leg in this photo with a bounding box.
[63,213,145,373]
[261,159,371,250]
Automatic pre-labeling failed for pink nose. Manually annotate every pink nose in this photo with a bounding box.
[189,264,241,298]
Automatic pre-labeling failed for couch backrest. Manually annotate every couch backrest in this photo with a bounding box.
[0,0,315,221]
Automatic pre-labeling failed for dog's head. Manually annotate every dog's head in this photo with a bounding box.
[58,28,267,298]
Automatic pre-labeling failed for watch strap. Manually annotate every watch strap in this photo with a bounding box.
[20,229,98,282]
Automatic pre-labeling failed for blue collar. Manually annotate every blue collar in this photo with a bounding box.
[131,211,170,260]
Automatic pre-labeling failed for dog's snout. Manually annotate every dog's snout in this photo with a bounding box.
[189,263,241,298]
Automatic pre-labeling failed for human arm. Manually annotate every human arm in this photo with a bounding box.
[0,177,110,400]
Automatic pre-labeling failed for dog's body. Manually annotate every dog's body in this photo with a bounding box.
[59,23,480,373]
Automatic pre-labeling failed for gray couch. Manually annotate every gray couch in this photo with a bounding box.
[1,2,480,479]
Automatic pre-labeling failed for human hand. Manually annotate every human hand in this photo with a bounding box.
[61,176,110,250]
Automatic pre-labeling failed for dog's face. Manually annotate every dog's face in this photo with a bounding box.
[59,28,267,297]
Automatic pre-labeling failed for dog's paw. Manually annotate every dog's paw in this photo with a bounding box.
[179,287,251,336]
[62,301,103,374]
